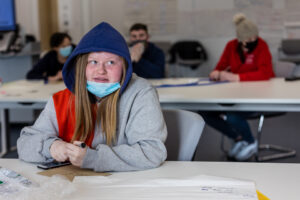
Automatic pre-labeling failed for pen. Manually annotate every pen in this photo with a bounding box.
[77,142,86,148]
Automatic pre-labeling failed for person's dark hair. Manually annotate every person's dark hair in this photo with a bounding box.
[237,42,245,63]
[129,23,148,33]
[50,32,72,48]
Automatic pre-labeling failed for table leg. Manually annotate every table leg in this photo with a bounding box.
[0,109,9,157]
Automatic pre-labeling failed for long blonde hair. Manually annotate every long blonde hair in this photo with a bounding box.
[72,53,126,145]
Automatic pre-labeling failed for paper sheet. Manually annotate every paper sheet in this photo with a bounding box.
[150,78,228,88]
[72,175,258,200]
[150,78,200,86]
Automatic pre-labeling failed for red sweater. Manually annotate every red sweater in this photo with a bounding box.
[52,89,95,147]
[214,37,275,81]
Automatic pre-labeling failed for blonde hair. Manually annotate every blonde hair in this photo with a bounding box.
[72,53,126,145]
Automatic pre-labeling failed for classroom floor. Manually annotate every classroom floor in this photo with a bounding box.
[2,112,300,163]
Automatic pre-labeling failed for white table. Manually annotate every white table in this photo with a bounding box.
[0,159,299,200]
[150,78,300,112]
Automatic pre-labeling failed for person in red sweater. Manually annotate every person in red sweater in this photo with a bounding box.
[202,13,275,161]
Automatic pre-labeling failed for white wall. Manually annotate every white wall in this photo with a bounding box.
[16,0,300,76]
[15,0,39,40]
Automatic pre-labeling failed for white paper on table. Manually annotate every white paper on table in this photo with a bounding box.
[149,78,200,87]
[73,175,258,200]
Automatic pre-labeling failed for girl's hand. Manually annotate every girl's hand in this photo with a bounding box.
[130,43,144,62]
[209,70,220,81]
[219,71,240,82]
[50,140,69,162]
[66,141,88,167]
[48,70,63,82]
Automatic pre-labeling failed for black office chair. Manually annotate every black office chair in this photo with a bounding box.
[169,41,207,69]
[168,41,207,77]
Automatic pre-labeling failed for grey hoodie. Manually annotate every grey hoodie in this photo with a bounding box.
[18,22,167,172]
[17,74,167,172]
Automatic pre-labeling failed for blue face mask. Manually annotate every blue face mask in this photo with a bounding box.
[59,45,72,57]
[86,81,121,98]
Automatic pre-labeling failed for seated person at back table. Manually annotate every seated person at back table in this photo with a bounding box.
[129,23,165,78]
[17,22,167,172]
[201,13,275,161]
[26,32,74,82]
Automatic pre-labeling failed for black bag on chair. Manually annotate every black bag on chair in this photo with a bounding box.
[169,41,207,69]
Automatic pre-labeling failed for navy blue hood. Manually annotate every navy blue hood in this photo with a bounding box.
[62,22,132,94]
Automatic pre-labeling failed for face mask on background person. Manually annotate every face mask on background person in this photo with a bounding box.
[86,81,121,98]
[129,40,147,47]
[59,45,73,57]
[245,39,258,53]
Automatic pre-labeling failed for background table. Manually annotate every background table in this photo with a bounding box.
[0,80,65,156]
[150,78,300,112]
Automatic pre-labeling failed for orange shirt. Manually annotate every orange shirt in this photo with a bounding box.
[52,89,94,147]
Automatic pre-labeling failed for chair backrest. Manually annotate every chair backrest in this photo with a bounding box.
[281,39,300,55]
[168,41,207,69]
[163,109,205,161]
[274,61,296,78]
[278,39,300,64]
[153,41,172,77]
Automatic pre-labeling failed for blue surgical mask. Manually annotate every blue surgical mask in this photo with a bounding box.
[86,81,121,98]
[59,45,72,57]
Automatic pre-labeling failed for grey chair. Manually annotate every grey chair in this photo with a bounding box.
[278,39,300,64]
[278,39,300,77]
[163,109,205,161]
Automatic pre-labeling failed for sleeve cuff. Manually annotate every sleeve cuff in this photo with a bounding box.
[82,147,98,170]
[42,137,60,159]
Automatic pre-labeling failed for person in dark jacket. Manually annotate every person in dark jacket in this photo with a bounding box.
[129,23,165,78]
[26,32,74,82]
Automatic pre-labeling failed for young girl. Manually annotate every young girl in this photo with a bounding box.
[17,22,167,172]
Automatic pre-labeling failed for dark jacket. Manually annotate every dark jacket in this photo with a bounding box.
[26,51,64,80]
[133,42,165,78]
